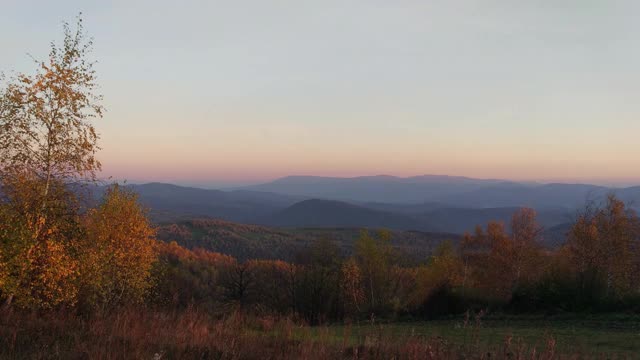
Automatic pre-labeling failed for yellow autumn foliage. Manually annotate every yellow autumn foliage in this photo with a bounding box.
[79,184,157,310]
[0,177,81,309]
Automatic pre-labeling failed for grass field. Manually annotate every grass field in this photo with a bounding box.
[3,310,640,359]
[293,315,640,357]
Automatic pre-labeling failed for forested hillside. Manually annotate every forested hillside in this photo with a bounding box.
[156,218,460,262]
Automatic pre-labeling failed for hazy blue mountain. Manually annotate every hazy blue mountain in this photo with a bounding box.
[241,175,517,203]
[243,176,640,209]
[265,199,426,230]
[612,186,640,207]
[359,201,446,214]
[93,179,640,240]
[432,183,610,209]
[262,199,571,238]
[542,222,573,248]
[98,183,304,223]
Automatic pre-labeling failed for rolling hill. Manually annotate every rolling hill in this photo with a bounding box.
[265,199,425,230]
[156,218,461,262]
[95,183,304,223]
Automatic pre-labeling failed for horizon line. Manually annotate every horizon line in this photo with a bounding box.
[96,173,640,190]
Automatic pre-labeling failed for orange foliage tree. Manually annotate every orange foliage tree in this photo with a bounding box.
[411,240,463,310]
[566,195,640,299]
[1,17,161,312]
[79,185,157,310]
[340,257,364,318]
[460,208,545,302]
[0,177,81,309]
[0,16,103,309]
[510,208,545,288]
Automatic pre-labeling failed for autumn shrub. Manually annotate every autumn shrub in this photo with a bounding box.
[77,184,157,311]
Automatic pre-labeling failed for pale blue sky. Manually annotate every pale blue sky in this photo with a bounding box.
[2,1,640,187]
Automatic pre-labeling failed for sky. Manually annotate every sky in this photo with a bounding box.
[2,1,640,187]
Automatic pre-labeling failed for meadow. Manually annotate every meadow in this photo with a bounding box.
[306,315,640,357]
[2,309,639,359]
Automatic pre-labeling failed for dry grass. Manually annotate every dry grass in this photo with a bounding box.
[0,308,628,359]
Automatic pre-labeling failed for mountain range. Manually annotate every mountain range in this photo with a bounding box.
[240,175,633,208]
[103,175,640,244]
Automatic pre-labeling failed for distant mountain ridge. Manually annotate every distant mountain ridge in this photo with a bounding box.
[242,175,639,209]
[97,176,640,240]
[266,199,424,230]
[264,199,572,237]
[95,182,303,223]
[432,182,611,209]
[241,175,515,203]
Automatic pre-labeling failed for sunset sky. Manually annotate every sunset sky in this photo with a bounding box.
[3,1,640,187]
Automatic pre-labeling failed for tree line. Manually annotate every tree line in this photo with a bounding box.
[152,196,640,324]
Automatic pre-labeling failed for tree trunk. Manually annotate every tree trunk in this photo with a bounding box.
[1,294,14,311]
